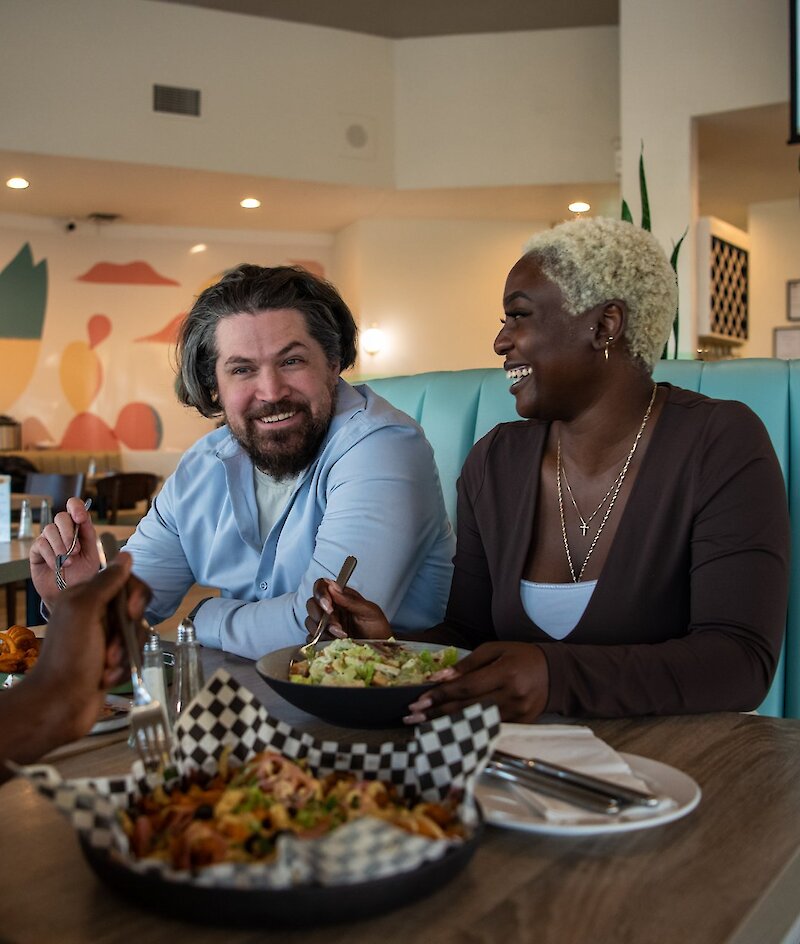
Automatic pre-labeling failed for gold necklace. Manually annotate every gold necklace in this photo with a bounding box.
[560,462,622,536]
[557,384,657,582]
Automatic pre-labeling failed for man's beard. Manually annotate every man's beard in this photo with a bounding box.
[227,390,336,481]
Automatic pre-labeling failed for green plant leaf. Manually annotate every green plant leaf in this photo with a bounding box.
[638,144,651,231]
[621,199,633,223]
[670,228,687,271]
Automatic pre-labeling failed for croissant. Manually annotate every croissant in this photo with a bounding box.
[0,625,41,673]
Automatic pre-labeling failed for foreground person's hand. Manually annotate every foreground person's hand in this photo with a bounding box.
[305,580,392,641]
[403,641,550,724]
[0,554,151,778]
[30,496,100,609]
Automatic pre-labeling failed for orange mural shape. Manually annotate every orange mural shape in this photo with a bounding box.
[60,413,120,450]
[114,403,163,450]
[60,340,103,413]
[135,313,185,344]
[288,259,326,278]
[21,416,53,449]
[88,314,111,349]
[77,261,179,286]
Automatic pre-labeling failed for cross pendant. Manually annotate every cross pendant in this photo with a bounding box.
[579,521,589,537]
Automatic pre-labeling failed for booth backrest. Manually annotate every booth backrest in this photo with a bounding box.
[368,359,800,720]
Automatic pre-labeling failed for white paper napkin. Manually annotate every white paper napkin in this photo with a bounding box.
[486,723,675,824]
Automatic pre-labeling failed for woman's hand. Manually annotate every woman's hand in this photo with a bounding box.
[304,579,392,641]
[29,496,100,609]
[404,642,550,724]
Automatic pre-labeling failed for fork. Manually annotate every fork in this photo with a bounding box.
[103,534,172,773]
[54,498,92,591]
[297,555,358,662]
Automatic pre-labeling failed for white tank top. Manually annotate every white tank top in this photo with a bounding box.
[253,467,298,541]
[520,579,598,640]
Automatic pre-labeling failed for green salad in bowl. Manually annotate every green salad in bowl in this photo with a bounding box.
[290,639,459,688]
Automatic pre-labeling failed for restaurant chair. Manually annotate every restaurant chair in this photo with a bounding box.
[0,455,39,493]
[92,472,160,525]
[23,472,85,522]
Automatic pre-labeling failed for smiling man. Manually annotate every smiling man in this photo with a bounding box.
[31,265,454,659]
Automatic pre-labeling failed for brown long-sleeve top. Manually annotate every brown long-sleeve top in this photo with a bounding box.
[442,384,790,717]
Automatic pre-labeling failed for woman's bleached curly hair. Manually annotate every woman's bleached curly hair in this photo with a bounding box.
[523,217,678,370]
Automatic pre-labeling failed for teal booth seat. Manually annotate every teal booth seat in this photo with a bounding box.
[368,359,798,719]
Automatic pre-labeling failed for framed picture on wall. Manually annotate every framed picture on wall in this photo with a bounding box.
[787,280,800,321]
[774,326,800,359]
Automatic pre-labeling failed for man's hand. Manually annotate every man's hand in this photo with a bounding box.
[403,642,550,724]
[304,579,392,641]
[30,496,100,609]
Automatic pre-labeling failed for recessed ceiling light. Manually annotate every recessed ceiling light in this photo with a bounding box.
[568,201,591,214]
[240,197,261,209]
[6,177,30,190]
[190,243,207,253]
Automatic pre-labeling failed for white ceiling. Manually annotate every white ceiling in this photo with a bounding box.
[1,2,796,235]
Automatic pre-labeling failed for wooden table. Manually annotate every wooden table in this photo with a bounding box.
[10,492,53,513]
[0,524,136,624]
[0,524,136,587]
[4,647,800,944]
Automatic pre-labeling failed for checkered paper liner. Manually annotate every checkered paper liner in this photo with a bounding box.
[22,669,500,889]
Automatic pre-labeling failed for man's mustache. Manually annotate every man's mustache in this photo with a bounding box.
[245,400,309,422]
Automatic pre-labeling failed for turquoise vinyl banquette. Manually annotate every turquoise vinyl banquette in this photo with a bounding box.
[368,359,800,719]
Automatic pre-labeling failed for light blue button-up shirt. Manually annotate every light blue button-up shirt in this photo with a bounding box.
[125,380,455,659]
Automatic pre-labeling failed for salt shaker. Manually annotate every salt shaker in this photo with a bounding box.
[171,618,204,718]
[17,499,33,538]
[39,498,52,528]
[142,629,171,723]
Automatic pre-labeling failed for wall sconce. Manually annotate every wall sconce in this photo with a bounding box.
[361,324,386,356]
[568,201,590,216]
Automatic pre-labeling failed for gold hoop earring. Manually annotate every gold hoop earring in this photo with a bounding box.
[604,337,614,362]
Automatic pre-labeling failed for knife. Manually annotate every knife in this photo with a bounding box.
[493,749,660,808]
[485,761,621,815]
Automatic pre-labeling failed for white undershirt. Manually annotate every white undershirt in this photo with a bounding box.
[253,467,299,541]
[520,579,598,640]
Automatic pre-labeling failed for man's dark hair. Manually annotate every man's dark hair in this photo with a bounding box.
[175,264,358,417]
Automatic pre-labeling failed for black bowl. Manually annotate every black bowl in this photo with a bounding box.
[256,640,468,728]
[80,822,481,928]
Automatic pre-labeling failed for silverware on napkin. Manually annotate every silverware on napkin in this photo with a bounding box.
[486,749,660,816]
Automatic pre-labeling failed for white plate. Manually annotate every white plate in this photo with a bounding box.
[475,752,701,836]
[90,695,132,735]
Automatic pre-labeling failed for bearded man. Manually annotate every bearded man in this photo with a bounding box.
[31,265,454,658]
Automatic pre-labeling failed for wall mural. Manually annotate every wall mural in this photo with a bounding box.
[0,243,48,412]
[0,233,331,454]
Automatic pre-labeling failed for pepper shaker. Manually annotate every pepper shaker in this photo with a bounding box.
[39,498,52,528]
[171,618,204,718]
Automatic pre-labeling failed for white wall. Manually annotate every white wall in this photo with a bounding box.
[394,27,619,188]
[619,0,788,355]
[334,219,550,377]
[743,199,800,357]
[0,0,395,187]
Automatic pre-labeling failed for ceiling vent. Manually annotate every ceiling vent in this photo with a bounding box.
[153,84,201,117]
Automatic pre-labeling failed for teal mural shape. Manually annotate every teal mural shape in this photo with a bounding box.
[0,243,48,339]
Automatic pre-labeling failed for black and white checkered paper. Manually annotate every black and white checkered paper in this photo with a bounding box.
[22,669,500,889]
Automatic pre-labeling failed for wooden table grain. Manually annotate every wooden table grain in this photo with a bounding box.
[4,647,800,944]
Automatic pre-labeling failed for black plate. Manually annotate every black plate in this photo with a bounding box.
[79,823,480,928]
[256,640,468,728]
